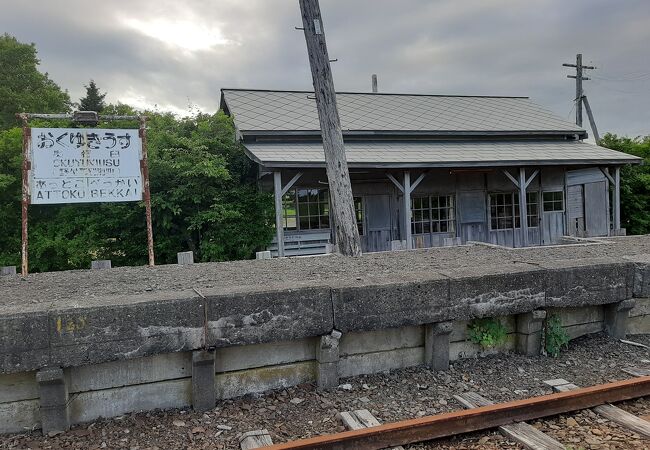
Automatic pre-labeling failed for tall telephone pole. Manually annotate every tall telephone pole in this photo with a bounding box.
[299,0,361,256]
[563,53,599,142]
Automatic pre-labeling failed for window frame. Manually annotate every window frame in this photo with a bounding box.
[411,194,456,235]
[542,190,564,213]
[282,188,331,232]
[489,191,540,230]
[354,196,364,236]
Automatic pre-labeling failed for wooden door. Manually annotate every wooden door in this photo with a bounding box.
[584,181,608,237]
[566,185,585,237]
[363,195,392,252]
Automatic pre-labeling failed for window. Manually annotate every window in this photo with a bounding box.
[490,193,515,230]
[411,195,456,234]
[354,197,364,236]
[282,188,330,231]
[514,192,539,228]
[281,193,297,230]
[490,192,539,230]
[543,191,564,212]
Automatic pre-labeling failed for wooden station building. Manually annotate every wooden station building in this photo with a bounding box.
[220,89,641,256]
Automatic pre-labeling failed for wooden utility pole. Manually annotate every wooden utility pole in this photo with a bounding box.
[372,74,378,93]
[299,0,361,256]
[563,53,599,142]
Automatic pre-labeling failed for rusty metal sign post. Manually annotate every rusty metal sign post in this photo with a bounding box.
[16,112,155,276]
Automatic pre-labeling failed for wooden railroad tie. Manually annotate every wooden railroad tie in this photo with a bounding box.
[543,378,650,438]
[454,392,564,450]
[240,429,274,449]
[622,366,650,377]
[340,409,404,450]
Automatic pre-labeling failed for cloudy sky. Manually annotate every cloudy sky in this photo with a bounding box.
[3,0,649,136]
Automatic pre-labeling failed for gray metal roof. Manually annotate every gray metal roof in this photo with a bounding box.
[244,140,641,168]
[221,89,585,135]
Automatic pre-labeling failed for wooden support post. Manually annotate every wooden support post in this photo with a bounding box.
[139,116,155,267]
[582,95,600,143]
[614,166,621,230]
[19,115,30,277]
[518,168,529,247]
[299,0,361,257]
[273,171,285,257]
[403,171,412,250]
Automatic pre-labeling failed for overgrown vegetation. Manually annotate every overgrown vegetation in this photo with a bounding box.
[543,314,570,357]
[0,35,275,271]
[467,317,508,349]
[600,133,650,235]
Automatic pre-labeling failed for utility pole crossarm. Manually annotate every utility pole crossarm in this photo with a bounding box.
[563,53,596,130]
[299,0,361,257]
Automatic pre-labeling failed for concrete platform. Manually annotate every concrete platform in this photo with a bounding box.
[1,236,649,374]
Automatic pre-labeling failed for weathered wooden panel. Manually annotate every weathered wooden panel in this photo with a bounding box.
[542,212,565,245]
[567,185,585,237]
[458,191,486,224]
[364,195,392,252]
[459,223,485,243]
[584,181,608,237]
[567,168,606,186]
[540,167,565,189]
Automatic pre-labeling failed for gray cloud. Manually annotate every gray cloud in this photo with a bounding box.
[2,0,648,135]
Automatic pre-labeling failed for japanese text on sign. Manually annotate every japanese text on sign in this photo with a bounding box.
[30,128,143,204]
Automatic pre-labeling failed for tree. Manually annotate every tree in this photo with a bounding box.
[79,80,106,112]
[0,34,70,130]
[600,133,650,235]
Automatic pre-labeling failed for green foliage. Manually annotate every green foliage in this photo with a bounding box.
[0,34,70,130]
[600,133,650,235]
[79,80,107,112]
[0,111,275,271]
[544,315,570,357]
[468,318,508,349]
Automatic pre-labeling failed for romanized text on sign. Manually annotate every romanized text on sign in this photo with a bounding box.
[30,128,143,204]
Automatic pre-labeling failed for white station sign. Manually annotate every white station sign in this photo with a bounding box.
[30,128,143,204]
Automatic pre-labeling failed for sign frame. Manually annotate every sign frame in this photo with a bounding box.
[16,113,155,276]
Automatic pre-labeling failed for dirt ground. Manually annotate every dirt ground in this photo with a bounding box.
[2,333,649,449]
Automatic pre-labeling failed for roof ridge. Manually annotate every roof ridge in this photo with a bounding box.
[220,88,529,99]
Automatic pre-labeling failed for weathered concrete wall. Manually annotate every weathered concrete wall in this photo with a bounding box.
[629,297,650,335]
[0,303,631,433]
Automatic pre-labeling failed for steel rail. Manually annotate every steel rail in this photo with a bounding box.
[266,376,650,450]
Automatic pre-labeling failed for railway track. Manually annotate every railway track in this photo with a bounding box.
[240,368,650,450]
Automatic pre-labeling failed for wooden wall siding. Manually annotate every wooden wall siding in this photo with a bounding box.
[566,184,585,237]
[265,166,613,253]
[542,212,565,245]
[584,181,609,237]
[362,194,393,252]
